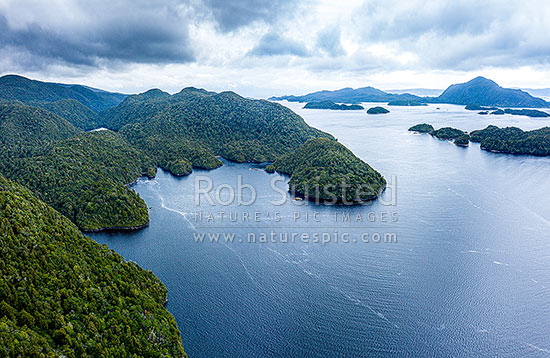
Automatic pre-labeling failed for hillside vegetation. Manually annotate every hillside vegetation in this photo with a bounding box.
[1,131,154,231]
[38,99,101,130]
[109,88,333,169]
[0,101,80,154]
[0,175,186,357]
[271,138,386,203]
[0,75,126,112]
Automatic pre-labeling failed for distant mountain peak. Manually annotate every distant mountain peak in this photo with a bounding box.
[436,76,548,108]
[466,76,499,86]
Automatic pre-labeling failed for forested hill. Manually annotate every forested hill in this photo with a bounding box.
[435,77,549,108]
[1,130,154,231]
[0,75,127,113]
[0,101,80,153]
[0,101,154,231]
[0,174,186,357]
[38,99,101,130]
[105,87,333,173]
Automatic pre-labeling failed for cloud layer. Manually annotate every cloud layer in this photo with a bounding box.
[0,0,548,94]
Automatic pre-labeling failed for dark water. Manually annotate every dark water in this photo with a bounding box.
[90,103,550,357]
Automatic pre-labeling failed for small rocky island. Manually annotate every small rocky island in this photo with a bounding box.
[303,100,364,110]
[367,106,390,114]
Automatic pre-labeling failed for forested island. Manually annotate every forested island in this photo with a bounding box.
[410,122,550,155]
[267,138,386,203]
[367,106,390,114]
[303,100,364,110]
[408,123,434,133]
[466,104,549,117]
[470,125,550,156]
[430,127,467,140]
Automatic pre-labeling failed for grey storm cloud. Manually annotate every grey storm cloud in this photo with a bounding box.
[201,0,296,32]
[0,1,195,68]
[0,0,547,77]
[0,0,300,70]
[248,33,309,57]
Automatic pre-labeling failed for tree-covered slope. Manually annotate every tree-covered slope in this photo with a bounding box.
[104,88,333,171]
[270,138,386,203]
[0,75,127,112]
[1,131,154,231]
[38,99,101,130]
[435,77,548,108]
[0,101,80,157]
[0,175,186,357]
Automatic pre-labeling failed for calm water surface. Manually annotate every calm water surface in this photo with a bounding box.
[91,103,550,357]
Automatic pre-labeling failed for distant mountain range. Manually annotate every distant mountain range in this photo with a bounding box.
[270,86,421,104]
[0,74,127,112]
[386,88,443,97]
[270,76,549,108]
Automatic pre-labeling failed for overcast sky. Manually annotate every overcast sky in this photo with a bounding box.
[0,0,548,97]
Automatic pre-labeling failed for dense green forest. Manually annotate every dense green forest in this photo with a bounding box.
[270,138,386,203]
[0,175,186,357]
[454,135,470,147]
[112,88,333,167]
[38,99,101,130]
[0,101,154,231]
[0,75,126,112]
[1,130,154,231]
[408,123,434,133]
[470,125,550,156]
[0,101,80,153]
